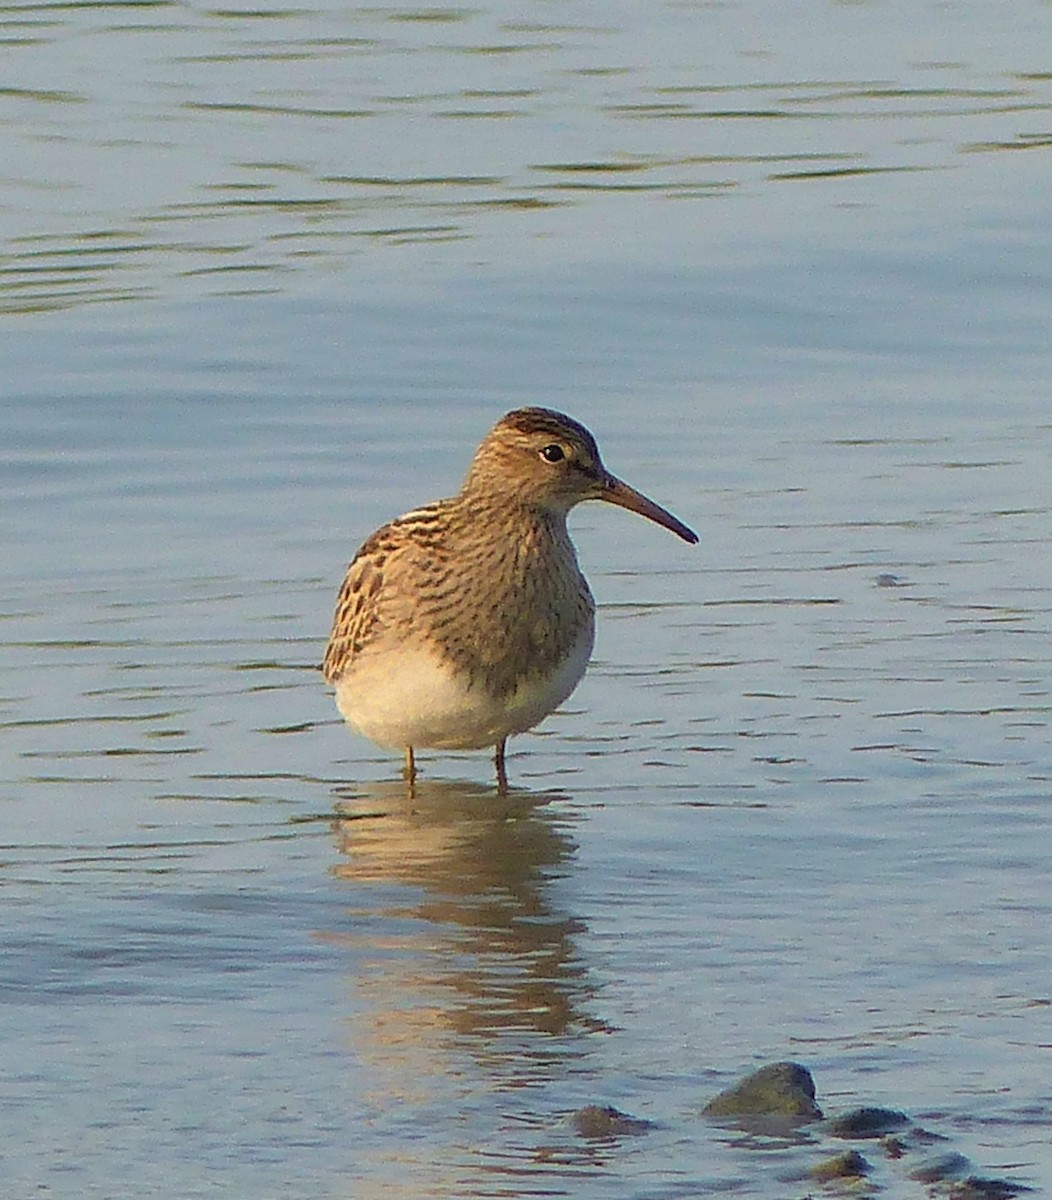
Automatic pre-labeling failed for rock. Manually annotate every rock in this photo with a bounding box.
[908,1151,971,1183]
[571,1104,651,1139]
[827,1106,910,1138]
[703,1061,822,1121]
[948,1177,1032,1200]
[810,1150,870,1182]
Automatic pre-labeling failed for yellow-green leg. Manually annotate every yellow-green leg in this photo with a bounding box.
[494,739,508,794]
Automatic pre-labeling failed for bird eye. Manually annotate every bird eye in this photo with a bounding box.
[540,444,566,464]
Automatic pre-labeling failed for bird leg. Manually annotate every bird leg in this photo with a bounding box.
[403,745,417,789]
[494,739,508,795]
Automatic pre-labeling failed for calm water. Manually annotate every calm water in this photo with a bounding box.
[4,2,1052,1197]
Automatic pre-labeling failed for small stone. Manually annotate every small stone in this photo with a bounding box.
[703,1061,822,1121]
[570,1104,651,1139]
[827,1106,910,1138]
[811,1150,870,1182]
[909,1151,971,1183]
[948,1176,1031,1200]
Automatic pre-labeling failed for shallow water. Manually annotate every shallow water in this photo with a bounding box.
[4,2,1052,1197]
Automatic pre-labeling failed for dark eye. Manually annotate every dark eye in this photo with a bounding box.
[540,444,565,463]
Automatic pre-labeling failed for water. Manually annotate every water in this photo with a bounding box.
[4,2,1052,1196]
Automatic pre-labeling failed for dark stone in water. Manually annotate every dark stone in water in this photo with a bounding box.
[827,1105,910,1138]
[703,1061,822,1121]
[909,1151,971,1183]
[571,1104,651,1139]
[948,1177,1032,1200]
[810,1150,869,1182]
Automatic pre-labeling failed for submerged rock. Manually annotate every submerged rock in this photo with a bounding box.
[810,1149,870,1182]
[908,1151,972,1183]
[948,1177,1032,1200]
[571,1104,651,1139]
[827,1106,910,1138]
[703,1061,822,1121]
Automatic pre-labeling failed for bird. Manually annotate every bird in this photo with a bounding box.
[322,407,697,791]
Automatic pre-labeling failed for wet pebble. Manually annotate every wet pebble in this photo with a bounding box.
[703,1061,822,1121]
[570,1104,652,1139]
[908,1150,972,1183]
[827,1106,911,1138]
[810,1149,870,1182]
[948,1177,1033,1200]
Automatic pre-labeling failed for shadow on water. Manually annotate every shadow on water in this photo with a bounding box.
[326,778,611,1091]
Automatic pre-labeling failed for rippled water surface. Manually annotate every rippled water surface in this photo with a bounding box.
[4,2,1052,1197]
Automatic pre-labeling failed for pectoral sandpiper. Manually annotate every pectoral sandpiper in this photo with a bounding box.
[323,407,697,791]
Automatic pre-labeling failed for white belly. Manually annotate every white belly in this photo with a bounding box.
[333,627,594,751]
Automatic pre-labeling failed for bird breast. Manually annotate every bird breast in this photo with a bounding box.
[420,510,596,699]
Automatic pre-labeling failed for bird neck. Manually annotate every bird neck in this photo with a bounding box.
[460,494,573,549]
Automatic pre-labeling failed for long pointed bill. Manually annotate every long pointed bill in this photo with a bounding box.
[601,476,699,544]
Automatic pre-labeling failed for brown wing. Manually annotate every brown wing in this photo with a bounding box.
[321,529,389,683]
[321,501,453,683]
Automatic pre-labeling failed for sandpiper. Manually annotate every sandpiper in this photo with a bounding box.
[323,407,697,790]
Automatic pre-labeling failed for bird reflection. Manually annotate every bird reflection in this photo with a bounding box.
[328,777,609,1089]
